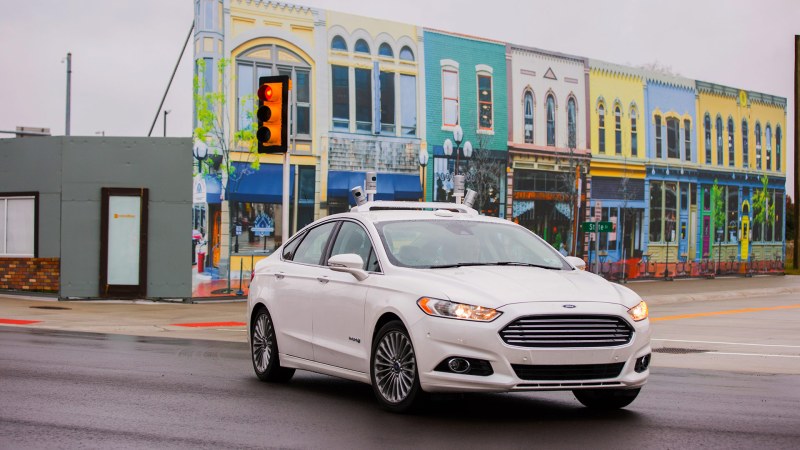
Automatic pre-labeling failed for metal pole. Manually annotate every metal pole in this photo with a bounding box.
[163,110,168,137]
[65,52,71,136]
[794,35,799,269]
[281,82,292,244]
[148,20,194,137]
[594,228,599,275]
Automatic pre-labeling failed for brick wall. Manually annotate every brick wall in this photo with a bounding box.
[0,258,59,293]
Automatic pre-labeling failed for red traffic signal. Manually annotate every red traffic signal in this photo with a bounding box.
[256,75,289,154]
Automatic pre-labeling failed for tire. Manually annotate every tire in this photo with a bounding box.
[573,387,641,410]
[251,307,295,382]
[370,320,424,413]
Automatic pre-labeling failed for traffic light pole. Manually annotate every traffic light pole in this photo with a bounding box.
[281,84,292,245]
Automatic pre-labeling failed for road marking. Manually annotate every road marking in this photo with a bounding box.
[170,321,246,328]
[653,339,800,349]
[0,318,42,325]
[651,304,800,322]
[710,352,800,359]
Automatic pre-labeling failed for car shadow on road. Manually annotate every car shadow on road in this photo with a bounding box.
[245,371,641,422]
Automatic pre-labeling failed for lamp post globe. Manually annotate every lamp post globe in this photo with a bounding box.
[418,148,429,167]
[453,124,464,146]
[463,140,473,159]
[443,138,454,157]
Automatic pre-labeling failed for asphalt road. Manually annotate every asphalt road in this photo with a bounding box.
[2,293,800,450]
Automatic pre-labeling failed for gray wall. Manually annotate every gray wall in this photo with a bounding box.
[0,137,192,298]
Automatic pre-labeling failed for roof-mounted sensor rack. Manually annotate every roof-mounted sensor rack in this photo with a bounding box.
[351,201,479,215]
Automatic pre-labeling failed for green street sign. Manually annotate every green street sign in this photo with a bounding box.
[597,221,613,232]
[581,221,613,233]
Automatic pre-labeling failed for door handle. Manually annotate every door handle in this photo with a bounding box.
[316,276,329,284]
[275,273,285,280]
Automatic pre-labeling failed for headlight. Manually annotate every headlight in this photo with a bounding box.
[417,297,501,322]
[627,301,649,321]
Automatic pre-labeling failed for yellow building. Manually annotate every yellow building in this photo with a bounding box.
[587,60,647,262]
[695,82,787,264]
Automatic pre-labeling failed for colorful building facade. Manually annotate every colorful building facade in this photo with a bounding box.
[506,44,590,252]
[587,60,647,264]
[423,30,508,217]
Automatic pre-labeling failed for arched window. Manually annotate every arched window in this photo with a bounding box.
[236,45,311,137]
[546,94,556,147]
[378,43,393,57]
[776,126,782,172]
[655,114,662,158]
[765,124,773,171]
[666,117,679,159]
[354,39,370,54]
[630,107,638,157]
[684,119,691,162]
[741,119,749,168]
[598,103,606,153]
[716,115,723,166]
[614,105,622,155]
[727,117,735,167]
[755,122,762,170]
[399,46,415,61]
[523,91,534,144]
[704,113,711,164]
[331,36,347,51]
[567,97,576,149]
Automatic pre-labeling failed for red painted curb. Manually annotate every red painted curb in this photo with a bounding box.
[170,321,246,328]
[0,318,42,325]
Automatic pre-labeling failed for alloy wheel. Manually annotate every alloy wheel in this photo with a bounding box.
[374,330,417,403]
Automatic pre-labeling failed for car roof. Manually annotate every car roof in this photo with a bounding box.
[325,201,509,226]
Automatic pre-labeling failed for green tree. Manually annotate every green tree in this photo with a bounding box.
[711,179,726,272]
[751,175,775,239]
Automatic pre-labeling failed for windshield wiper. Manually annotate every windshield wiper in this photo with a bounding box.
[427,262,562,270]
[492,261,563,270]
[427,262,488,269]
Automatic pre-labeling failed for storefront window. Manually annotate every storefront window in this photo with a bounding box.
[231,202,284,254]
[649,182,662,242]
[774,191,783,242]
[727,187,738,243]
[664,182,677,242]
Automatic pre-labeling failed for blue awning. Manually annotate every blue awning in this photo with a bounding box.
[204,175,221,204]
[328,171,422,202]
[228,162,295,203]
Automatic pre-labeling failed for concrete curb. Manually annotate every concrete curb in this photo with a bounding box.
[642,286,800,305]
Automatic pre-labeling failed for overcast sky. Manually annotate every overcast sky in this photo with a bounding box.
[1,0,797,192]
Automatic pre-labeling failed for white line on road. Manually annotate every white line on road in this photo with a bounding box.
[710,352,800,359]
[653,339,800,349]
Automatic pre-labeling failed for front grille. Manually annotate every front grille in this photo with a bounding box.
[511,362,625,381]
[499,315,633,348]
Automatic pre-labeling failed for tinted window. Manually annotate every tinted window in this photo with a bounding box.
[329,221,379,272]
[376,220,569,270]
[292,222,337,265]
[281,232,305,260]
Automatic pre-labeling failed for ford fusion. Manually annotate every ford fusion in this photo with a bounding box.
[247,201,651,412]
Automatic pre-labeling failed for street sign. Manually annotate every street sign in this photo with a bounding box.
[581,221,613,233]
[597,221,613,232]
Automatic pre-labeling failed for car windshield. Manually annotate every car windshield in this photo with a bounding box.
[375,219,570,270]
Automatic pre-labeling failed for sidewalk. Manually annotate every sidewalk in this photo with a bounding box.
[2,275,799,343]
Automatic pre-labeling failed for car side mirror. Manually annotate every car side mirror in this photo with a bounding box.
[565,256,586,271]
[328,253,369,281]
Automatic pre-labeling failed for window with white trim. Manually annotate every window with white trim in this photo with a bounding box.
[614,105,622,155]
[546,94,556,147]
[477,73,493,130]
[442,67,459,126]
[524,91,534,144]
[0,195,35,257]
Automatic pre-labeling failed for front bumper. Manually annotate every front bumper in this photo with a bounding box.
[410,301,651,393]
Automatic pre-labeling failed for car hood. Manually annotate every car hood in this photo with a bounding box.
[404,265,641,309]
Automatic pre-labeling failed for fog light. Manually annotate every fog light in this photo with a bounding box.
[448,358,471,374]
[635,354,651,373]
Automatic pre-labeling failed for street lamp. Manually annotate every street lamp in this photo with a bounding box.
[193,140,209,173]
[442,125,473,176]
[163,109,171,137]
[418,147,429,201]
[94,131,105,137]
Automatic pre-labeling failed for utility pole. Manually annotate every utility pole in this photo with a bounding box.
[793,35,799,269]
[65,52,72,136]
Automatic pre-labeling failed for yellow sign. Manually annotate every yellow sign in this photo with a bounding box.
[739,90,748,107]
[741,200,750,260]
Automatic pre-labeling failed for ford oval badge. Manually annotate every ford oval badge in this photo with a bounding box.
[562,304,576,309]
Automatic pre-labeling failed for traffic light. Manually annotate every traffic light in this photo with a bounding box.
[256,75,290,153]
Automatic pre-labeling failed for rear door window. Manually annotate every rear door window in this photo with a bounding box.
[292,222,337,266]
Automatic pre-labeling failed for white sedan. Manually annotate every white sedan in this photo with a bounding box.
[247,201,651,412]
